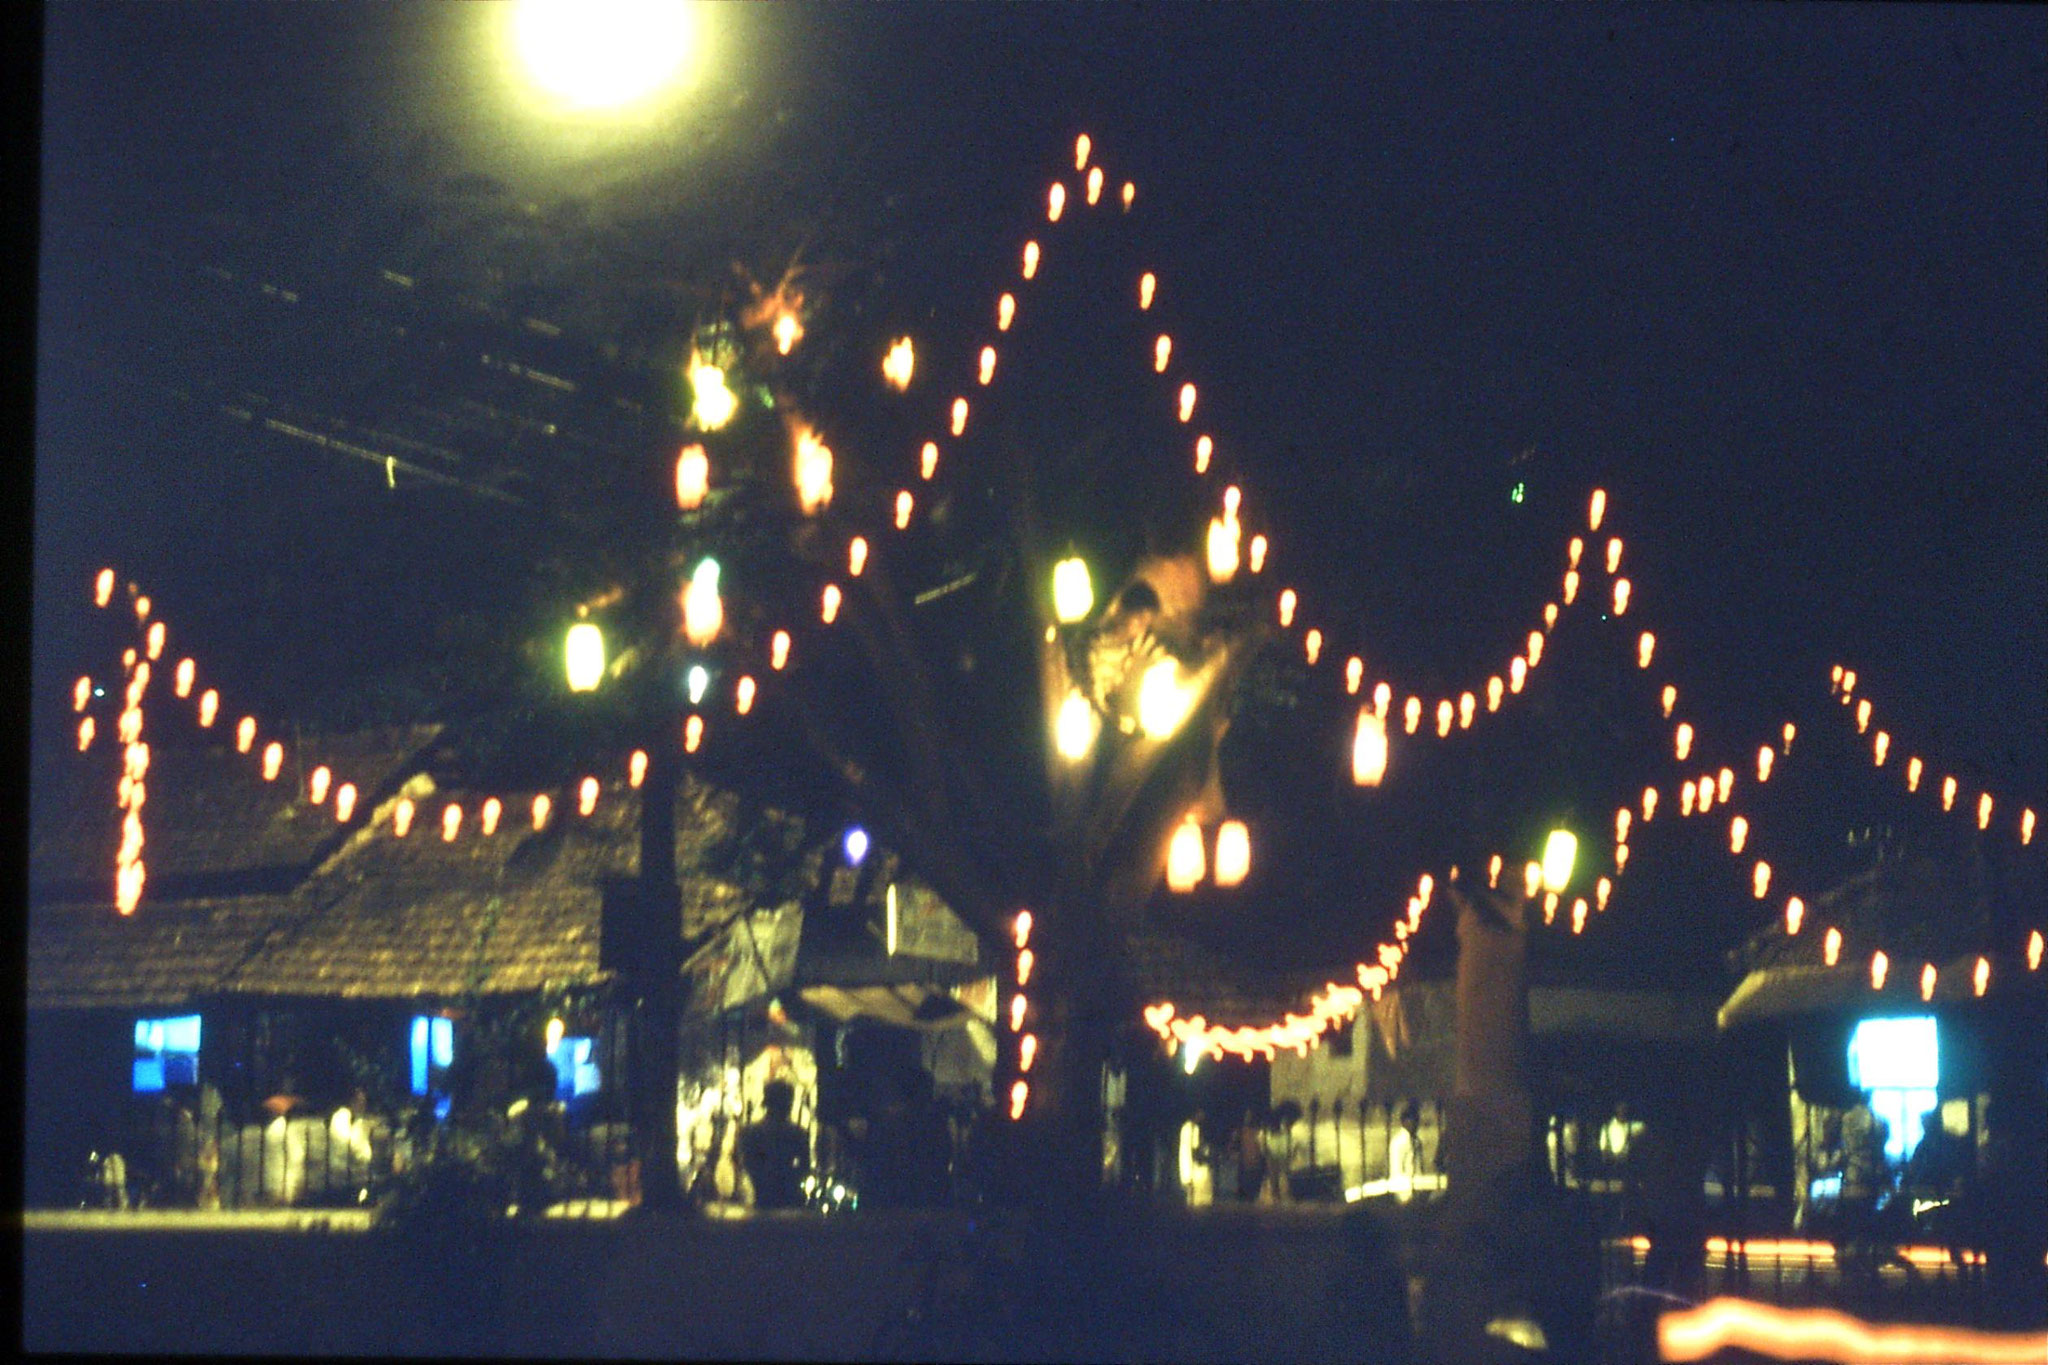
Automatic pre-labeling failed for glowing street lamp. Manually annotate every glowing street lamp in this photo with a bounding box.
[1541,829,1577,894]
[565,621,606,692]
[506,0,701,114]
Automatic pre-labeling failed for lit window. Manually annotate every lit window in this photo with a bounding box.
[133,1014,201,1093]
[548,1035,601,1101]
[1847,1015,1938,1163]
[410,1015,455,1098]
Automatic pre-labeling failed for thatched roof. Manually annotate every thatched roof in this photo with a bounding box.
[30,724,441,899]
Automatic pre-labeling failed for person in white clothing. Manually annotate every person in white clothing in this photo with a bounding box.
[1388,1102,1422,1204]
[1179,1108,1213,1207]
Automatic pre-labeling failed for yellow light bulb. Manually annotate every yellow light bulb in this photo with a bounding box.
[1563,570,1580,605]
[629,750,648,788]
[335,783,357,823]
[1154,334,1172,373]
[1436,700,1453,738]
[1056,690,1099,761]
[920,441,939,481]
[1278,588,1297,628]
[532,794,552,830]
[1486,676,1503,712]
[1729,815,1748,854]
[579,777,599,816]
[1345,657,1363,695]
[1047,182,1066,222]
[770,631,791,672]
[1458,692,1475,729]
[736,676,756,715]
[978,346,997,386]
[1567,537,1583,569]
[393,798,415,838]
[1023,240,1040,279]
[1404,696,1422,735]
[1139,272,1156,310]
[1786,897,1804,936]
[1675,722,1694,762]
[951,397,968,437]
[1542,830,1577,894]
[1588,488,1607,531]
[1351,709,1388,787]
[821,584,841,624]
[1752,861,1770,899]
[1510,657,1527,694]
[442,804,462,842]
[896,490,914,530]
[482,797,502,836]
[1643,787,1658,822]
[1823,925,1840,964]
[1214,821,1251,887]
[1166,816,1206,892]
[1052,556,1093,624]
[1871,951,1888,991]
[1612,578,1631,615]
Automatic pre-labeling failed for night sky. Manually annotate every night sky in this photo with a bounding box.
[33,4,2046,959]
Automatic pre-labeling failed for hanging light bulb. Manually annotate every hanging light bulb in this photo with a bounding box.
[1527,632,1545,668]
[1681,781,1697,817]
[480,797,502,837]
[920,441,939,481]
[1871,951,1889,991]
[325,782,354,823]
[1662,685,1678,718]
[1277,588,1297,628]
[848,537,869,578]
[1588,489,1607,531]
[1643,787,1659,822]
[1023,240,1040,279]
[1941,775,1957,811]
[1019,1034,1038,1073]
[682,559,724,647]
[1873,731,1890,767]
[895,490,914,530]
[1177,383,1196,423]
[736,676,757,715]
[1488,854,1504,888]
[770,630,791,671]
[1718,768,1734,803]
[1486,676,1504,712]
[1122,181,1135,210]
[1436,700,1453,738]
[1195,434,1214,474]
[1675,722,1694,762]
[1756,745,1774,783]
[821,584,841,624]
[1616,808,1633,843]
[1047,182,1066,221]
[1086,165,1104,205]
[1782,722,1796,753]
[1854,698,1872,733]
[1823,925,1841,965]
[1345,657,1364,694]
[674,442,711,510]
[1056,690,1099,761]
[1596,877,1612,911]
[566,621,606,691]
[978,346,997,386]
[1571,899,1588,935]
[1563,570,1580,605]
[882,338,916,391]
[1373,681,1391,718]
[1729,815,1748,854]
[1404,696,1422,735]
[1510,657,1527,694]
[532,794,552,830]
[442,803,462,842]
[1973,956,1990,997]
[95,568,115,607]
[1786,897,1805,936]
[1698,774,1716,813]
[393,798,415,838]
[1523,861,1543,899]
[72,675,91,711]
[1542,830,1577,893]
[1567,537,1584,569]
[308,766,331,806]
[1154,335,1173,373]
[261,742,283,782]
[2022,808,2036,845]
[1214,821,1251,887]
[1166,816,1206,892]
[195,688,218,729]
[1612,579,1631,615]
[629,750,648,789]
[1752,861,1771,899]
[1351,708,1388,786]
[135,596,151,620]
[1074,132,1092,169]
[145,621,165,661]
[1206,517,1241,582]
[1907,756,1923,792]
[1973,790,1994,831]
[1137,659,1193,739]
[579,776,600,815]
[1139,272,1157,310]
[77,716,95,751]
[1458,692,1475,729]
[951,397,969,437]
[1841,669,1857,697]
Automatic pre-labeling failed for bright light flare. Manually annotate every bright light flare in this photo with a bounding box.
[978,346,996,386]
[882,338,916,391]
[95,568,115,607]
[507,0,699,112]
[793,426,835,514]
[1351,708,1388,786]
[1022,241,1040,279]
[951,397,968,437]
[689,364,737,431]
[770,631,791,671]
[1138,659,1193,739]
[1139,272,1156,310]
[1752,861,1771,899]
[1588,488,1606,531]
[1612,578,1632,615]
[1177,383,1196,422]
[1052,557,1093,624]
[1542,829,1577,893]
[579,777,599,816]
[1675,722,1694,762]
[820,584,841,624]
[566,622,606,692]
[1154,335,1172,373]
[1655,1294,2048,1365]
[1824,925,1840,964]
[1871,951,1889,990]
[1786,898,1804,936]
[997,294,1015,332]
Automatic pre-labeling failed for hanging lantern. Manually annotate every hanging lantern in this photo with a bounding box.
[393,798,415,838]
[77,716,95,751]
[1643,787,1659,822]
[793,426,835,514]
[1404,696,1422,735]
[1973,957,1990,997]
[1596,877,1612,911]
[1486,676,1504,712]
[2028,930,2043,972]
[1563,570,1580,605]
[234,716,257,753]
[1051,557,1094,624]
[882,338,916,390]
[1176,383,1197,423]
[821,584,842,624]
[1086,165,1104,205]
[1527,632,1544,668]
[1487,854,1504,888]
[1154,335,1173,373]
[1373,681,1391,718]
[848,537,869,579]
[442,804,462,842]
[1139,272,1157,310]
[1206,517,1241,582]
[95,568,115,607]
[1616,808,1632,843]
[1195,434,1214,474]
[1571,899,1588,935]
[1458,692,1475,729]
[920,441,939,481]
[1729,815,1748,854]
[736,676,757,715]
[1752,861,1770,899]
[1056,690,1100,761]
[1976,791,1993,830]
[2022,808,2036,845]
[1681,781,1696,817]
[1782,722,1796,753]
[1137,659,1192,739]
[1214,821,1251,888]
[261,742,283,782]
[1351,708,1388,786]
[1941,775,1957,811]
[770,631,791,671]
[629,750,648,789]
[334,783,357,823]
[532,794,552,830]
[1166,816,1206,892]
[308,766,331,806]
[1907,756,1923,792]
[951,397,969,437]
[1047,182,1066,221]
[682,559,724,647]
[1823,925,1841,965]
[1855,698,1872,732]
[579,777,600,816]
[979,346,997,386]
[1919,962,1937,1002]
[1675,722,1694,762]
[998,294,1016,333]
[1122,181,1135,210]
[1510,657,1528,694]
[1870,951,1888,991]
[1277,588,1297,628]
[481,797,502,836]
[1873,731,1890,767]
[1523,861,1543,899]
[1662,685,1678,718]
[1435,700,1453,738]
[1023,240,1040,279]
[1588,489,1607,531]
[1612,579,1631,616]
[1542,830,1577,893]
[1784,897,1804,936]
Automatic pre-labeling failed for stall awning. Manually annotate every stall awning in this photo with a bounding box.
[797,982,983,1031]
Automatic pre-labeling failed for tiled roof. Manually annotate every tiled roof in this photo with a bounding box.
[30,724,442,898]
[28,895,304,1011]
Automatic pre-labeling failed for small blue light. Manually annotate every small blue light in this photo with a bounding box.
[687,664,710,705]
[844,827,870,866]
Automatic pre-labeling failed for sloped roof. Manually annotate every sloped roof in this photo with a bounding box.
[30,724,441,898]
[28,894,304,1011]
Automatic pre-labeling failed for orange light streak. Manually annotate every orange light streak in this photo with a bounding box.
[1656,1296,2048,1365]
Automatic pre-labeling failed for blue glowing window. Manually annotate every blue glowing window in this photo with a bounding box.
[548,1036,600,1100]
[133,1014,201,1093]
[1848,1016,1939,1163]
[410,1016,455,1096]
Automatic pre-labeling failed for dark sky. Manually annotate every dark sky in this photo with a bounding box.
[34,4,2046,892]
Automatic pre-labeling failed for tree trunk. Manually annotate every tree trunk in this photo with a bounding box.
[630,746,685,1212]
